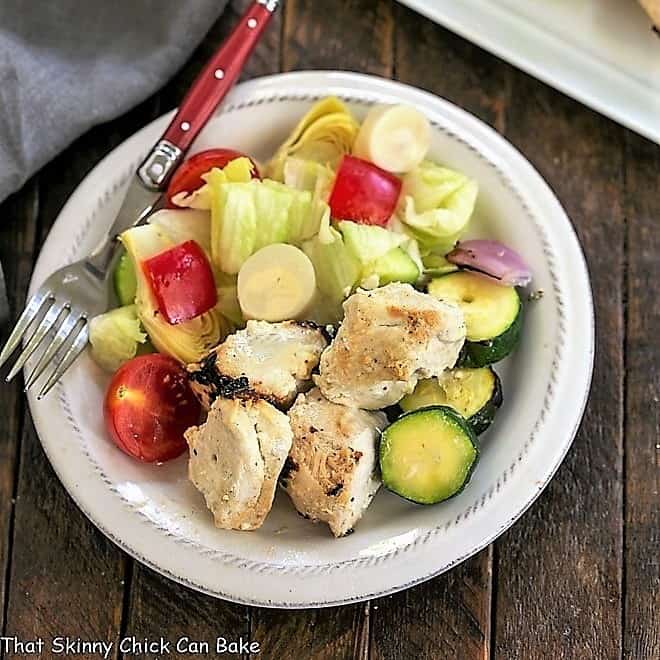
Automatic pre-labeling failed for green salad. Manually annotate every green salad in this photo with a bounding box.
[96,98,533,537]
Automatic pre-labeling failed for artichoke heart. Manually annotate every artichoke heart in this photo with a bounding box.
[121,217,233,364]
[266,97,359,181]
[144,307,229,365]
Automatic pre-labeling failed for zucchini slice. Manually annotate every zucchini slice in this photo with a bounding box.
[380,406,478,504]
[428,271,522,366]
[400,367,503,435]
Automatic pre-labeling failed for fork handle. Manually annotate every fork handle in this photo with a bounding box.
[137,0,279,191]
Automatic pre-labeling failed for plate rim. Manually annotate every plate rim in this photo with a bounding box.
[26,71,595,608]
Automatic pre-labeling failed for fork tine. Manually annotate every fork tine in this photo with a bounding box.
[5,301,67,382]
[37,321,88,399]
[0,290,53,370]
[23,309,77,391]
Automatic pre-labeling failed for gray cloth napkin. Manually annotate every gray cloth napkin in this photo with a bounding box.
[0,0,229,203]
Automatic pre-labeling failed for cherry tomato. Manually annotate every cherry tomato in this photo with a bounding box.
[166,148,260,206]
[142,240,217,325]
[328,155,402,226]
[104,354,200,463]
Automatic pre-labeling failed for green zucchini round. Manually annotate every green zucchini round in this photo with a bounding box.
[400,367,503,435]
[379,406,479,505]
[459,308,522,368]
[466,369,503,435]
[428,271,522,367]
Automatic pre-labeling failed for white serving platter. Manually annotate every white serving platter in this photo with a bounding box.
[399,0,660,144]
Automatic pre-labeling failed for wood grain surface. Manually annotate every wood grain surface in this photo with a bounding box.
[0,182,39,636]
[622,131,660,660]
[0,1,657,659]
[494,76,625,660]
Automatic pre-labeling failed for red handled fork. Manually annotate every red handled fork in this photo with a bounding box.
[0,0,280,398]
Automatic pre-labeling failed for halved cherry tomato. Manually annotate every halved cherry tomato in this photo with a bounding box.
[166,148,260,207]
[142,240,217,325]
[328,155,402,226]
[104,354,200,463]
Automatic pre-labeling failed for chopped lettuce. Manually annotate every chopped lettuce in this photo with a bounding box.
[283,157,335,202]
[336,220,421,287]
[89,305,147,373]
[302,227,360,321]
[120,213,233,364]
[402,162,468,212]
[304,219,422,311]
[302,220,424,298]
[215,273,244,327]
[338,221,407,265]
[211,182,258,274]
[362,247,420,287]
[267,97,359,181]
[400,235,424,275]
[396,161,478,255]
[148,208,212,253]
[170,157,255,210]
[208,177,330,274]
[254,182,300,249]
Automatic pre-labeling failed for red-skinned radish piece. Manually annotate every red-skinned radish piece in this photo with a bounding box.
[446,240,532,287]
[104,354,201,463]
[328,155,402,227]
[142,240,218,325]
[165,148,260,207]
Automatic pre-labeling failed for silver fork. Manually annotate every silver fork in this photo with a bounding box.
[0,0,279,398]
[0,181,163,398]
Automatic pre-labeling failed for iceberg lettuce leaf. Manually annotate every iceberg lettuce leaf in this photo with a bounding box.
[171,157,255,210]
[216,285,243,327]
[282,157,335,201]
[89,305,147,373]
[337,220,407,265]
[302,226,360,321]
[148,208,212,253]
[210,181,258,274]
[208,177,331,273]
[336,220,422,287]
[397,161,478,255]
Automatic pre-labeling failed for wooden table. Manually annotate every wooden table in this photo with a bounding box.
[0,1,658,658]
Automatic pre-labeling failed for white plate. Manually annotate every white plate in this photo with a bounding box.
[27,72,594,608]
[399,0,660,145]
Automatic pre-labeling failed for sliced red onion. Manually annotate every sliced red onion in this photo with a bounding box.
[447,240,532,287]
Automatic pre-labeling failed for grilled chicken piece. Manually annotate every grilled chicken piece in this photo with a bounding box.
[187,320,329,410]
[315,283,465,409]
[282,388,387,537]
[185,397,293,531]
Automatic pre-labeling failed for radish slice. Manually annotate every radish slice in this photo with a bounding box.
[447,240,532,287]
[328,155,402,226]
